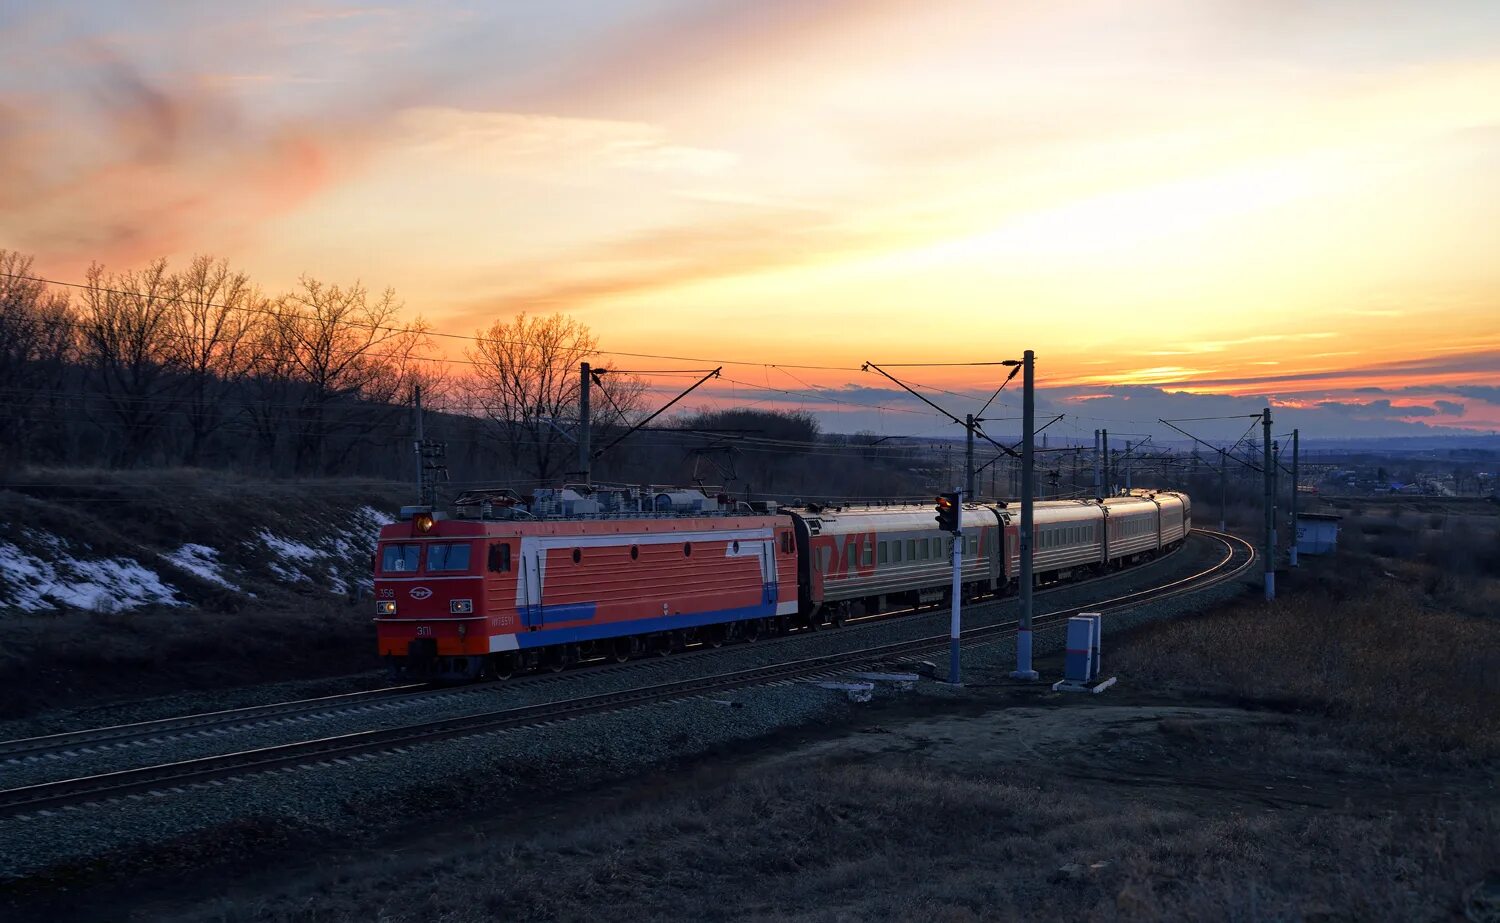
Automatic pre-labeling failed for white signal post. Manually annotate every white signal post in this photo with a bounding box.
[949,489,963,685]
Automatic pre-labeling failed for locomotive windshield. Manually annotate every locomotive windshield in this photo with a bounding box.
[381,544,420,572]
[427,543,473,572]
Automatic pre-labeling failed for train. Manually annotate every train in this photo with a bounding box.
[373,486,1191,680]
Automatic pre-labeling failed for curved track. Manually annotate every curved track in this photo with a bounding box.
[0,533,1199,768]
[0,530,1253,820]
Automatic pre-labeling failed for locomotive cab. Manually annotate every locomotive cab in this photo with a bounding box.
[374,509,518,681]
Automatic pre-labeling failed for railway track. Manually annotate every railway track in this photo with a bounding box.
[0,532,1200,771]
[0,529,1253,820]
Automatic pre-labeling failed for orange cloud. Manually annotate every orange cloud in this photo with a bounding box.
[0,46,358,274]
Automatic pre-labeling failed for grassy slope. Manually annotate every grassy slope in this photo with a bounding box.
[0,469,411,717]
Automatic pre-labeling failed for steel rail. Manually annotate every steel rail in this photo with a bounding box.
[0,531,1252,820]
[0,684,426,762]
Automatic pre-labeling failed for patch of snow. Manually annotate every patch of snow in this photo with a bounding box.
[257,529,346,590]
[164,544,240,591]
[359,506,397,529]
[254,511,385,595]
[0,532,182,613]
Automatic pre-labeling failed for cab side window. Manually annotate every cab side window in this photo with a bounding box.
[488,542,512,573]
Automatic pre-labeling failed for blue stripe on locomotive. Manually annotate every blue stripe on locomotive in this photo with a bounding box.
[516,600,779,649]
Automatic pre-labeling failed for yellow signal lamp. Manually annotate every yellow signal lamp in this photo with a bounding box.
[413,511,435,534]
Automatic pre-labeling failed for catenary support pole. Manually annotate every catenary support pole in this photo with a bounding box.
[578,362,592,485]
[1101,429,1109,495]
[1290,428,1300,567]
[1012,350,1039,681]
[1093,430,1102,497]
[1125,440,1133,491]
[413,384,424,504]
[1262,406,1275,601]
[1219,448,1228,533]
[949,488,963,684]
[965,414,976,499]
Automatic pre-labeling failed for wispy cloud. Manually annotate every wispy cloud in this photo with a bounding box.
[0,45,365,270]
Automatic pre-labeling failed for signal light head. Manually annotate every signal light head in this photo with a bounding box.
[413,511,435,534]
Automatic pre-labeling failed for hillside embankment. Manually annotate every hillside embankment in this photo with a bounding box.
[0,469,410,717]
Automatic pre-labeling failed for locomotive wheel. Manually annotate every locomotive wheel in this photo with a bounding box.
[742,619,762,642]
[544,647,568,672]
[705,624,726,648]
[490,652,517,680]
[611,638,632,664]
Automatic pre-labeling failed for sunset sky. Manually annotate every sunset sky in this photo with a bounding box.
[2,0,1498,442]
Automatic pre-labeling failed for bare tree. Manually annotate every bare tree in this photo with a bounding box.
[164,255,259,466]
[0,251,75,470]
[78,259,181,467]
[272,276,428,474]
[465,312,610,484]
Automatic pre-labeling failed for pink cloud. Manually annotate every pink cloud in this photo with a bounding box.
[0,45,359,274]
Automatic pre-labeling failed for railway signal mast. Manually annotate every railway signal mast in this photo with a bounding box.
[935,491,963,684]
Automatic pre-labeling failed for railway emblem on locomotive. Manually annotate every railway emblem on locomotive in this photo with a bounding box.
[409,586,433,600]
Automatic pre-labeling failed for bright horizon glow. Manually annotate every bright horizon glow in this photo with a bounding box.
[1,0,1497,439]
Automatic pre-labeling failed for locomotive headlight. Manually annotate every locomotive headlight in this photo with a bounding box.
[376,600,397,615]
[450,599,473,614]
[414,512,435,534]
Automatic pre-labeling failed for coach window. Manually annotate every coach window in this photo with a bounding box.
[862,541,874,567]
[906,539,916,560]
[780,532,793,555]
[487,542,511,573]
[572,548,582,564]
[892,541,903,563]
[878,542,888,565]
[382,544,420,573]
[427,543,471,572]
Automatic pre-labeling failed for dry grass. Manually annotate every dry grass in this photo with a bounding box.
[179,757,1496,923]
[1115,515,1500,762]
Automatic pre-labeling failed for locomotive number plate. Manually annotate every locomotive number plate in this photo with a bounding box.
[415,626,433,638]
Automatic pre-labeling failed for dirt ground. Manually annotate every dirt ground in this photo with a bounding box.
[47,653,1494,923]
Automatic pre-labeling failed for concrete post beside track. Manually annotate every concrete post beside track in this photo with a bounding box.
[1012,349,1039,681]
[1290,428,1300,568]
[1262,407,1275,601]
